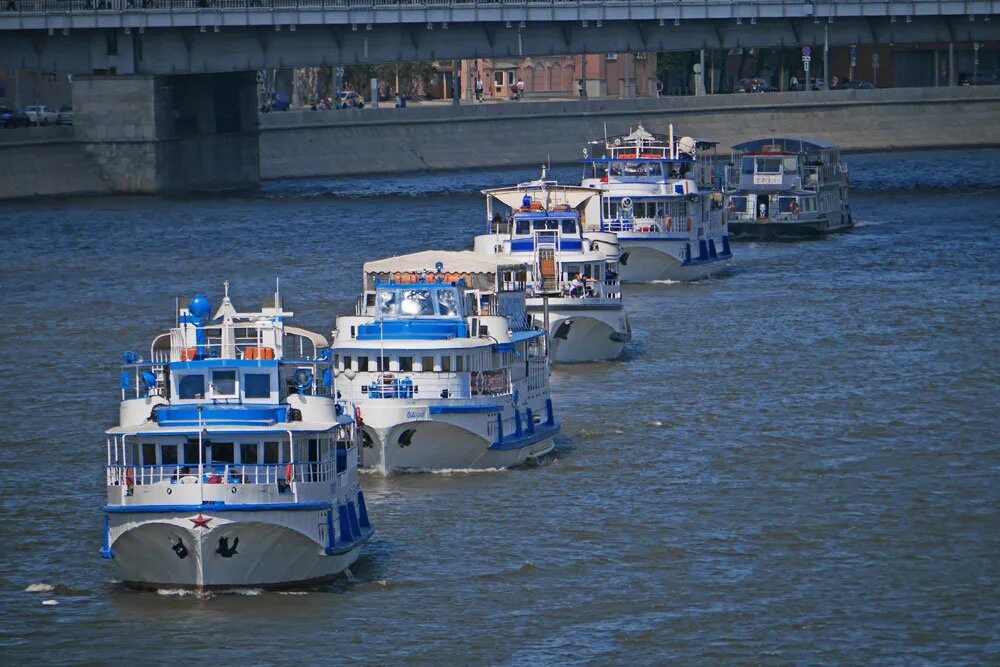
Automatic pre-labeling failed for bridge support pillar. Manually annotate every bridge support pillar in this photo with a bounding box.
[72,72,259,194]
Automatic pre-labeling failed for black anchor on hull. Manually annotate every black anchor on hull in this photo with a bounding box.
[398,428,416,448]
[216,536,239,558]
[171,538,189,559]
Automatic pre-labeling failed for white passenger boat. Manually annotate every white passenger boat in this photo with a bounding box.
[333,251,559,475]
[103,283,372,591]
[580,123,733,282]
[475,175,631,363]
[723,137,853,240]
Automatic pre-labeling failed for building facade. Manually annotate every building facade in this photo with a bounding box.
[460,53,658,100]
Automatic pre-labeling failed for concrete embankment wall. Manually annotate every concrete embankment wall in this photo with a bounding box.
[0,127,110,200]
[260,86,1000,179]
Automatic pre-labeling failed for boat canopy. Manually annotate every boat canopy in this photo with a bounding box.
[732,137,837,154]
[483,184,597,211]
[364,250,526,276]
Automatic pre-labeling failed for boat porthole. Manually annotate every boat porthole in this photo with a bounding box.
[166,488,172,496]
[231,487,238,494]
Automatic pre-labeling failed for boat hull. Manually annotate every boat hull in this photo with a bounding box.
[729,212,853,240]
[525,307,628,363]
[106,511,370,591]
[362,416,556,474]
[618,240,732,282]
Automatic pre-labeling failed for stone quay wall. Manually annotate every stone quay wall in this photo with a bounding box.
[259,86,1000,180]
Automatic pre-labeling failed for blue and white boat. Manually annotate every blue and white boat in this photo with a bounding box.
[333,251,559,474]
[580,123,733,282]
[103,283,372,591]
[475,173,631,363]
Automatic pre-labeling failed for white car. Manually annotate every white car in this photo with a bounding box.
[25,105,59,125]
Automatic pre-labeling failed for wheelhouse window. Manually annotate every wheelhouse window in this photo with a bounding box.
[783,157,798,172]
[421,356,434,371]
[142,443,156,465]
[756,158,782,174]
[357,355,369,372]
[648,163,663,177]
[623,162,644,176]
[177,374,205,399]
[741,157,754,175]
[729,196,748,212]
[441,355,452,372]
[376,289,399,317]
[398,289,433,316]
[243,373,271,399]
[211,370,237,397]
[560,218,577,234]
[515,219,531,235]
[399,356,413,372]
[437,289,459,317]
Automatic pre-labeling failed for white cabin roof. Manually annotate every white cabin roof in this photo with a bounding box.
[482,184,598,211]
[364,250,527,276]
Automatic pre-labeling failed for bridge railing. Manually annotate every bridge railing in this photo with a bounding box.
[0,0,945,15]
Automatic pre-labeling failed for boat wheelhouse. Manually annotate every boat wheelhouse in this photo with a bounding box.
[475,175,631,363]
[723,137,853,240]
[333,251,559,474]
[580,123,732,282]
[103,283,372,591]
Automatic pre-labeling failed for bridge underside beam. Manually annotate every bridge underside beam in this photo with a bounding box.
[3,16,1000,75]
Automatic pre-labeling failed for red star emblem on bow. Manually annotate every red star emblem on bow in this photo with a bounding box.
[189,513,212,529]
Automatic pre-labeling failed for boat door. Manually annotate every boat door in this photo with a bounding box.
[756,195,770,220]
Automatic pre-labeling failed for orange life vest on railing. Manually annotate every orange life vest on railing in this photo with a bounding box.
[245,346,274,360]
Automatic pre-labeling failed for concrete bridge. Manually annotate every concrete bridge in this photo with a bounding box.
[1,1,999,74]
[1,0,997,197]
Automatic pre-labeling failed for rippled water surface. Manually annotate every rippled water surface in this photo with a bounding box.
[1,150,998,664]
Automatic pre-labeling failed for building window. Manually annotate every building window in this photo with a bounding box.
[635,52,647,61]
[605,53,618,61]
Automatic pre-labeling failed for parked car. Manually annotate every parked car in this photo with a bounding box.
[335,91,365,109]
[259,91,289,112]
[0,106,30,128]
[832,79,877,90]
[736,77,778,93]
[57,103,74,125]
[789,78,828,92]
[25,105,59,125]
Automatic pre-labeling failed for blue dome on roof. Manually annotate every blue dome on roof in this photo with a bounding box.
[188,295,211,319]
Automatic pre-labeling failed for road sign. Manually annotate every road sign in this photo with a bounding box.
[803,55,812,64]
[336,66,345,77]
[850,45,857,58]
[802,46,811,57]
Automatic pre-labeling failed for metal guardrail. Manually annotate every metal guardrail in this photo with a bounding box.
[1,0,992,17]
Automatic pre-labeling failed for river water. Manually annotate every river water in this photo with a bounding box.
[0,150,998,664]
